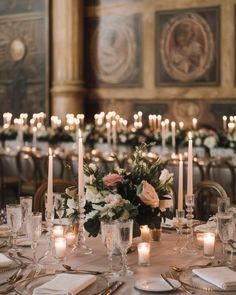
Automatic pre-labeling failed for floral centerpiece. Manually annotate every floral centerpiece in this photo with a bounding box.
[60,144,173,238]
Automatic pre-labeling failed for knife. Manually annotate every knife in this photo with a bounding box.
[160,274,177,290]
[106,281,124,295]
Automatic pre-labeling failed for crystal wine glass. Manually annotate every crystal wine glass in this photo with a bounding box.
[6,204,22,252]
[27,212,42,267]
[101,220,118,276]
[54,193,64,224]
[174,209,185,252]
[217,212,234,264]
[115,219,133,276]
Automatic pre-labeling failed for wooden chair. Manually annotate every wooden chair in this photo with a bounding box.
[206,158,235,204]
[163,157,205,210]
[33,179,75,220]
[194,180,229,221]
[16,149,42,195]
[0,154,20,207]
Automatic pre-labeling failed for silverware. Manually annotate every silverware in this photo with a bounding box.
[160,274,177,290]
[97,281,118,295]
[167,271,194,294]
[62,264,104,275]
[107,281,124,294]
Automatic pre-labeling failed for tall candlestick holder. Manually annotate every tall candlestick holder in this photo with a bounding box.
[71,194,92,256]
[181,194,198,255]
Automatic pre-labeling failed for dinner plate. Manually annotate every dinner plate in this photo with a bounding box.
[135,277,181,292]
[15,273,108,295]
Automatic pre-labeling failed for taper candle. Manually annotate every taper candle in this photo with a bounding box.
[78,129,84,198]
[178,154,183,210]
[187,132,193,196]
[47,148,53,215]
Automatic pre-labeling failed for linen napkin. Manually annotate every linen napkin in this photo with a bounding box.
[192,266,236,290]
[0,253,12,268]
[33,273,96,295]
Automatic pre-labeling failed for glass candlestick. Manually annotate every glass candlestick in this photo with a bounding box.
[181,194,198,255]
[173,209,185,252]
[71,194,92,256]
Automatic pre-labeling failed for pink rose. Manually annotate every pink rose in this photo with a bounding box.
[103,173,123,187]
[137,180,159,208]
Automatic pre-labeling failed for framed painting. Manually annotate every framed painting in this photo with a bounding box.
[0,0,50,118]
[156,7,220,86]
[85,13,143,88]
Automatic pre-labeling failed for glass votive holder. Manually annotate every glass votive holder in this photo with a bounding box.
[203,232,215,259]
[65,232,76,246]
[140,225,150,242]
[52,225,64,238]
[138,242,151,266]
[196,232,205,249]
[55,237,67,259]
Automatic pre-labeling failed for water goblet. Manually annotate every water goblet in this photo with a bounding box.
[6,204,22,251]
[217,212,234,264]
[115,219,133,276]
[101,221,118,276]
[26,212,42,267]
[54,193,64,224]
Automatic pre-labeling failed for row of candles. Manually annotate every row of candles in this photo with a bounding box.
[139,225,216,263]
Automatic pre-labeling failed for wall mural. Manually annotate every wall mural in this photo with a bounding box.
[0,0,49,118]
[85,13,142,87]
[156,7,220,86]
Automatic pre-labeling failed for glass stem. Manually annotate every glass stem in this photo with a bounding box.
[12,232,17,250]
[108,251,113,273]
[121,250,127,273]
[32,241,37,264]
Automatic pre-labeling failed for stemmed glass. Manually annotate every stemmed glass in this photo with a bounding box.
[6,204,22,252]
[101,221,118,276]
[27,212,42,267]
[54,193,64,224]
[115,219,133,276]
[217,211,234,264]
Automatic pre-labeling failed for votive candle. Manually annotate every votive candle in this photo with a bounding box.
[203,232,215,258]
[138,242,151,266]
[140,225,150,242]
[55,237,67,259]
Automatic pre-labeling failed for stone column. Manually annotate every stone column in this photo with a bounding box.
[51,0,85,120]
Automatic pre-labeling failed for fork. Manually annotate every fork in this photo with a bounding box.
[166,271,194,294]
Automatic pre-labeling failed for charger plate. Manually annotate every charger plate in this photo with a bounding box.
[178,266,236,292]
[15,272,108,295]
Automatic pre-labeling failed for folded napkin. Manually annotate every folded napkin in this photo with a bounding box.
[33,273,96,295]
[0,253,12,268]
[193,266,236,290]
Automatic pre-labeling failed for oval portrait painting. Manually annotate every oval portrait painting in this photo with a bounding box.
[160,13,214,82]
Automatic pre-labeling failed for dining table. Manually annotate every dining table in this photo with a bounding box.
[0,226,235,295]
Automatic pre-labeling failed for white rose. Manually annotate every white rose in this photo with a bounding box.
[85,187,104,203]
[159,169,173,184]
[88,163,97,172]
[137,180,159,208]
